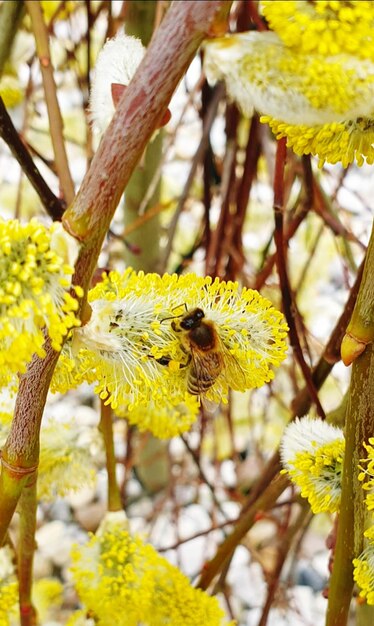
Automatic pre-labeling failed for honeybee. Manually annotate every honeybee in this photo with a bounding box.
[170,307,246,397]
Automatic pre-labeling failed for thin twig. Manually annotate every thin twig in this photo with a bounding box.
[136,72,206,217]
[18,475,38,626]
[246,0,267,31]
[253,158,313,290]
[26,0,75,204]
[100,401,122,512]
[161,83,224,272]
[226,115,261,279]
[0,96,64,220]
[313,180,364,250]
[200,78,214,258]
[295,222,324,294]
[159,516,238,552]
[181,434,231,522]
[257,502,311,626]
[273,138,326,419]
[207,102,239,277]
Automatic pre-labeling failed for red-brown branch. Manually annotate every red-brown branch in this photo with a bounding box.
[273,139,325,419]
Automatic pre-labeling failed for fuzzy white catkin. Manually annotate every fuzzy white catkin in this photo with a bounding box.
[89,31,146,135]
[280,416,344,470]
[204,31,374,126]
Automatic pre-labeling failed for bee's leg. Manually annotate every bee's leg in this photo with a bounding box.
[154,356,172,366]
[177,344,191,368]
[179,354,191,369]
[150,354,191,368]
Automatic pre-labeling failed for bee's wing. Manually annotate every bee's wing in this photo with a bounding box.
[218,337,248,392]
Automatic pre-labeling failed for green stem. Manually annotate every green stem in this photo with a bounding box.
[0,347,57,544]
[122,0,161,272]
[0,1,24,78]
[124,132,163,271]
[18,480,38,626]
[124,0,157,45]
[342,220,374,364]
[357,604,374,626]
[348,220,374,334]
[100,402,122,512]
[326,348,374,625]
[326,344,374,620]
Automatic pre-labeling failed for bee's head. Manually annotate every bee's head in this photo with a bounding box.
[180,308,205,330]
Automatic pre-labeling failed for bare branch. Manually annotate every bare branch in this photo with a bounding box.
[0,96,64,220]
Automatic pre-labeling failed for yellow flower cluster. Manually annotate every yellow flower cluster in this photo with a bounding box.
[70,517,234,626]
[50,346,97,394]
[352,439,374,604]
[40,0,76,21]
[32,578,64,623]
[282,424,374,602]
[358,438,374,511]
[262,1,374,58]
[205,32,374,126]
[0,219,82,388]
[65,610,93,626]
[353,526,374,605]
[0,411,98,501]
[54,348,199,438]
[52,269,288,436]
[116,393,200,439]
[280,417,344,514]
[0,411,11,439]
[38,418,99,500]
[261,116,374,168]
[0,583,17,626]
[0,547,18,626]
[204,2,374,167]
[0,73,23,109]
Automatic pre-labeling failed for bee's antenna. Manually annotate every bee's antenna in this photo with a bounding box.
[160,314,182,323]
[172,302,187,313]
[160,303,187,324]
